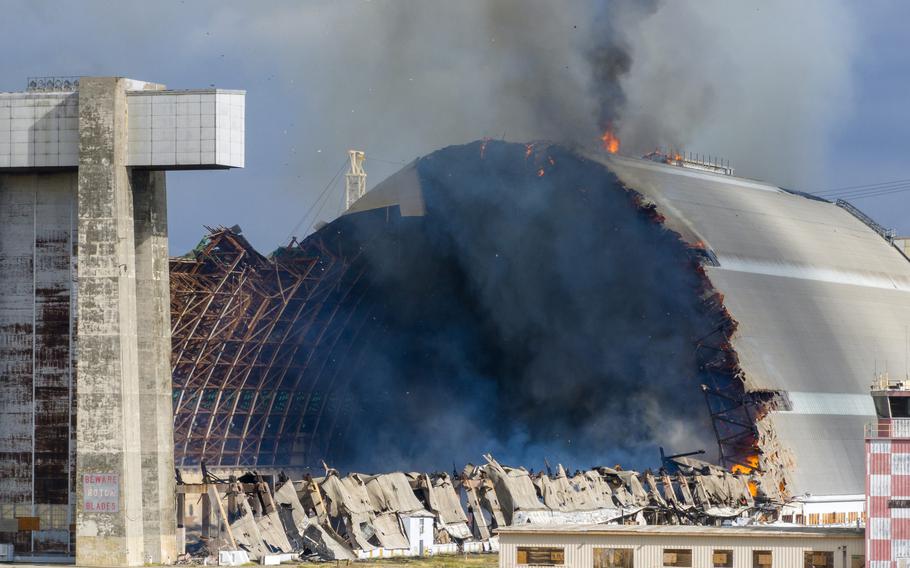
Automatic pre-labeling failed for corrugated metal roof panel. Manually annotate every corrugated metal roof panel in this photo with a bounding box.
[605,155,910,280]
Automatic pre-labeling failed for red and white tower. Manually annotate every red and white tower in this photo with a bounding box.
[867,374,910,567]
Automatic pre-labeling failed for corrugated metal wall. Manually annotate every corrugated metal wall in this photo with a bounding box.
[499,532,864,568]
[0,173,77,554]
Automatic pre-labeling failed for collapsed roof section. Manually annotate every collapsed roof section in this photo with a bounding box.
[184,455,762,561]
[170,227,374,468]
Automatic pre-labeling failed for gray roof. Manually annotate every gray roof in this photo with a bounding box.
[496,523,863,538]
[346,159,425,217]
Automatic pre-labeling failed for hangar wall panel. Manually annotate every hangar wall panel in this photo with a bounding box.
[0,172,77,553]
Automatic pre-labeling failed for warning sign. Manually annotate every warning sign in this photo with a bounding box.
[83,473,119,513]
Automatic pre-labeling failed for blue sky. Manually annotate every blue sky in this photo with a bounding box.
[2,1,908,251]
[823,2,910,233]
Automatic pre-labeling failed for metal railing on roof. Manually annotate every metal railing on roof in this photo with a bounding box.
[836,199,896,243]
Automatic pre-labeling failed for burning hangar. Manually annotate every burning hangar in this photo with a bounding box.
[171,139,910,503]
[3,116,907,561]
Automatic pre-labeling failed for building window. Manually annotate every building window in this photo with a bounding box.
[713,549,733,567]
[594,548,633,568]
[663,549,693,567]
[753,550,772,568]
[517,547,564,566]
[889,396,910,418]
[804,551,833,568]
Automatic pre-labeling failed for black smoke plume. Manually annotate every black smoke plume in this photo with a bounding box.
[315,141,724,472]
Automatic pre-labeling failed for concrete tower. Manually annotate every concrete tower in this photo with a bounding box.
[0,76,245,565]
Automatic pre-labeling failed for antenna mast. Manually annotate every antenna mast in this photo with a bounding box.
[344,150,366,209]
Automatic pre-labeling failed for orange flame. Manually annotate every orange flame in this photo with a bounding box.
[731,455,760,497]
[601,130,620,154]
[731,454,759,474]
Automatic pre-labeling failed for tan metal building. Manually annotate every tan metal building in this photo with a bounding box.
[496,524,864,568]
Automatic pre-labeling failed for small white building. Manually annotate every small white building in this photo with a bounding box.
[778,494,865,526]
[497,524,864,568]
[401,511,435,556]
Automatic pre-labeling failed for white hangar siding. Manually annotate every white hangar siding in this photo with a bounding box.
[603,155,910,496]
[497,525,864,568]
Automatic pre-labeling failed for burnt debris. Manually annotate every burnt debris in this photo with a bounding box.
[177,454,773,562]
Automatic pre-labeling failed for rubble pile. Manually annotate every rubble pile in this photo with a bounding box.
[182,454,775,562]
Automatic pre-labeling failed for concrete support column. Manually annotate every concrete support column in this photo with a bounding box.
[133,169,178,563]
[0,74,242,563]
[74,77,145,566]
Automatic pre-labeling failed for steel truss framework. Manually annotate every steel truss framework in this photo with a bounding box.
[701,383,757,470]
[694,289,759,472]
[170,227,374,469]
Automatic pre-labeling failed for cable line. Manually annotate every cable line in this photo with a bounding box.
[285,158,347,241]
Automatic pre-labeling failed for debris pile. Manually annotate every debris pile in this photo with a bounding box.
[465,455,762,528]
[180,454,776,562]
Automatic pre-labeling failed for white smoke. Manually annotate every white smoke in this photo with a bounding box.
[615,1,856,189]
[240,0,856,211]
[0,0,856,249]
